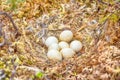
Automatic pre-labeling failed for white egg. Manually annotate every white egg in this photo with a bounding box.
[59,30,73,42]
[60,48,75,58]
[59,41,69,49]
[45,36,58,47]
[47,50,62,61]
[70,40,82,52]
[49,43,60,50]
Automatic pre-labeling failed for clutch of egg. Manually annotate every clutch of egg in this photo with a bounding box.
[45,30,83,61]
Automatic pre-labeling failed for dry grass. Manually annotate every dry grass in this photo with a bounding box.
[0,0,120,80]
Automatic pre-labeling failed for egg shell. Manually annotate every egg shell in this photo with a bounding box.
[70,40,82,52]
[49,43,60,50]
[59,41,69,49]
[47,50,62,61]
[59,30,73,42]
[60,48,75,58]
[45,36,58,47]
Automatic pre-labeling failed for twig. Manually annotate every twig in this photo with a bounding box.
[0,23,5,47]
[0,12,19,36]
[0,70,6,80]
[18,65,42,72]
[98,0,111,6]
[0,12,20,47]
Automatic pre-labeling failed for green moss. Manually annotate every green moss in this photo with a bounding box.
[0,61,5,69]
